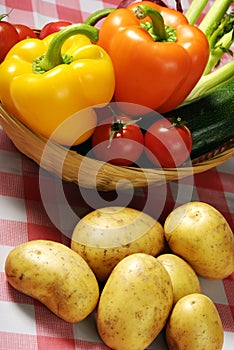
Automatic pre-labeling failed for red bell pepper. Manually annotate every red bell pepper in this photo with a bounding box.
[97,1,209,113]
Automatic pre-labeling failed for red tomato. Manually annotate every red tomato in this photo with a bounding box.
[0,21,19,63]
[144,118,193,168]
[92,116,144,166]
[14,24,37,40]
[39,21,72,39]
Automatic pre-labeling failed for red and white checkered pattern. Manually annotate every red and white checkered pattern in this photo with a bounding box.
[0,1,233,349]
[0,0,213,28]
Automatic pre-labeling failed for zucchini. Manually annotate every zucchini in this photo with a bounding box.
[164,75,234,159]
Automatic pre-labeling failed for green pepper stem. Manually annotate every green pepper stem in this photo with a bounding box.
[37,23,99,72]
[83,8,115,26]
[134,5,167,41]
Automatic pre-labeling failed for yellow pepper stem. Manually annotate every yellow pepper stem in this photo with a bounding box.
[83,8,115,26]
[34,23,99,73]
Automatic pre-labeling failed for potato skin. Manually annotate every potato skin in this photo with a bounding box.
[164,202,234,279]
[157,254,201,304]
[97,253,173,350]
[5,240,99,322]
[71,206,166,281]
[166,293,224,350]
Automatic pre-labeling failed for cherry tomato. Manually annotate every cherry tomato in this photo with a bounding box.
[0,21,19,63]
[14,24,37,40]
[92,115,144,166]
[39,21,72,39]
[144,118,193,168]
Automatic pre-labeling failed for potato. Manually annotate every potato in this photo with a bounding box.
[164,201,234,279]
[157,254,201,304]
[5,240,99,322]
[166,293,224,350]
[97,253,173,350]
[71,206,165,281]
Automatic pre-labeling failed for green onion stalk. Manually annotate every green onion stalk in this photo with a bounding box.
[182,0,234,104]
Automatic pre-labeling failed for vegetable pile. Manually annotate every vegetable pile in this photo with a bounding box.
[5,201,234,349]
[1,2,234,348]
[0,0,233,168]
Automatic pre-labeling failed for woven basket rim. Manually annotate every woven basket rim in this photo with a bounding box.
[0,102,233,191]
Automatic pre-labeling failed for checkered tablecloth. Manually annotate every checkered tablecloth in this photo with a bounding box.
[0,1,233,349]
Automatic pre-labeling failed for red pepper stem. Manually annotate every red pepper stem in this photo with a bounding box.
[0,9,14,21]
[84,8,115,26]
[0,14,7,20]
[36,24,99,72]
[134,4,167,41]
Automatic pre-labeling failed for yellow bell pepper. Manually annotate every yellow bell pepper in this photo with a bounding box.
[0,24,115,146]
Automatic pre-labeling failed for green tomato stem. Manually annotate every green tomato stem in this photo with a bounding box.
[170,117,188,128]
[107,106,142,148]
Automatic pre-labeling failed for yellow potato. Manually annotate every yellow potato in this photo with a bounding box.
[97,253,173,350]
[5,240,99,322]
[157,253,201,304]
[164,201,234,279]
[71,206,165,281]
[166,293,224,350]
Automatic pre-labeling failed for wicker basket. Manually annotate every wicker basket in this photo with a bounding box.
[0,103,233,191]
